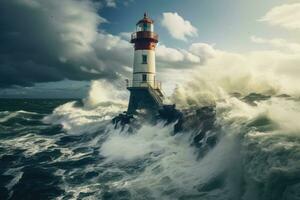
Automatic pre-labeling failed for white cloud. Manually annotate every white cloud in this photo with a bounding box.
[105,0,134,8]
[251,36,300,53]
[189,43,218,63]
[161,12,198,41]
[157,45,185,62]
[260,3,300,30]
[156,44,201,70]
[96,33,131,50]
[119,32,132,41]
[181,49,201,63]
[105,0,116,7]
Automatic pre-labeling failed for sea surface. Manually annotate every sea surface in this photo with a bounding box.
[0,94,300,200]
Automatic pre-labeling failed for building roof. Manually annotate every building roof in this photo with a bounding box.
[136,12,154,25]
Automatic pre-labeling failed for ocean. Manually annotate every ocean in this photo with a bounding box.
[0,84,300,200]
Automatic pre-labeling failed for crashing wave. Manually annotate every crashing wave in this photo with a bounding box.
[36,75,300,200]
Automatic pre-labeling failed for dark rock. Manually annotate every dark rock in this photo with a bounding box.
[158,104,183,133]
[112,112,134,129]
[111,105,219,154]
[206,136,217,147]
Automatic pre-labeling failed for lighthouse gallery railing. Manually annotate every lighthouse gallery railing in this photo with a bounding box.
[131,31,158,42]
[126,80,162,90]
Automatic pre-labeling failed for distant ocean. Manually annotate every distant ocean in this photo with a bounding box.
[0,93,300,200]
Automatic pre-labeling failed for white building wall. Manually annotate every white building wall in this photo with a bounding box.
[132,73,155,87]
[132,49,156,87]
[133,50,155,73]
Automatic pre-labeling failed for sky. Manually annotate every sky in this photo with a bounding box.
[0,0,299,98]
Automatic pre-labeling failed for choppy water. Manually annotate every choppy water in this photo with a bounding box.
[0,93,300,200]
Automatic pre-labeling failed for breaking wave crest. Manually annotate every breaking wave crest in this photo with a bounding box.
[0,110,39,123]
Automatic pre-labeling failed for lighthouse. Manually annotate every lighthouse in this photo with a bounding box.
[127,13,164,114]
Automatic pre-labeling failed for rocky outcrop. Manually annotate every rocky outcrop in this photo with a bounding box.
[112,104,218,152]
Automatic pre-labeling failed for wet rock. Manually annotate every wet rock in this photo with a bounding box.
[158,104,182,123]
[157,104,183,133]
[111,105,218,151]
[112,112,134,129]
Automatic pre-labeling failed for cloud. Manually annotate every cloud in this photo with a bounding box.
[157,45,185,62]
[119,32,132,41]
[251,36,300,53]
[0,0,201,94]
[161,12,198,41]
[105,0,116,7]
[156,44,201,70]
[189,43,218,64]
[260,3,300,30]
[155,43,219,95]
[0,0,132,88]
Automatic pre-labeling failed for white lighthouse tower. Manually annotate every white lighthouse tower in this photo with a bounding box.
[127,13,164,114]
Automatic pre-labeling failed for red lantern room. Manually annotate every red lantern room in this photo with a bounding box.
[130,12,158,50]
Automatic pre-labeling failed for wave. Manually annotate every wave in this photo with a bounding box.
[35,76,300,200]
[95,96,300,199]
[3,167,24,199]
[43,100,126,135]
[0,110,39,123]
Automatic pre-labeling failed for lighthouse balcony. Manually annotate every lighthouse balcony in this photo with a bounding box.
[130,31,158,43]
[126,80,162,90]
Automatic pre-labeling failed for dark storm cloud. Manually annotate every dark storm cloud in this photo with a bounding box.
[0,0,132,88]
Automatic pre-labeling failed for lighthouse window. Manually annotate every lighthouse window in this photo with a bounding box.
[142,55,147,64]
[137,22,152,32]
[142,74,147,82]
[143,23,147,31]
[137,23,142,31]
